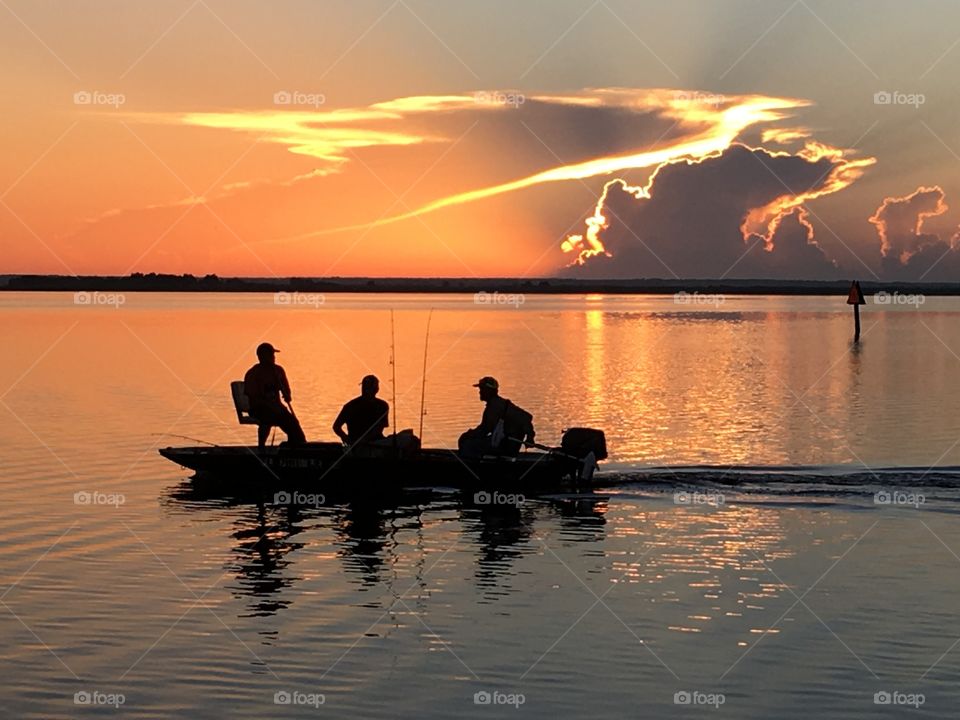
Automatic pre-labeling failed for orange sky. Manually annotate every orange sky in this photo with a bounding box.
[3,88,866,277]
[2,1,959,278]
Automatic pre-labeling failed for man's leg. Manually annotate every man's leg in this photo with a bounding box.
[277,407,306,444]
[257,424,270,448]
[458,432,490,459]
[249,404,275,448]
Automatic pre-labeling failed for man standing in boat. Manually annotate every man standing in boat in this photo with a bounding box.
[458,376,535,458]
[333,374,390,447]
[243,342,306,447]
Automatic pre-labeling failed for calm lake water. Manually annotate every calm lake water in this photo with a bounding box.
[2,292,960,718]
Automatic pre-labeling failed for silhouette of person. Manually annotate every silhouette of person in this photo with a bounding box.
[458,377,536,458]
[243,342,306,447]
[333,375,390,446]
[458,376,508,457]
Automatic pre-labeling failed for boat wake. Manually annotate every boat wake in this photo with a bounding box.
[596,463,960,506]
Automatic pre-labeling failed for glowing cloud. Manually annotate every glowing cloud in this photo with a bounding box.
[740,141,875,248]
[563,137,875,267]
[761,127,811,145]
[869,186,948,263]
[174,111,434,164]
[559,142,876,279]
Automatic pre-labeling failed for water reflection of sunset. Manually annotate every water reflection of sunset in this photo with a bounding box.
[5,293,960,467]
[609,496,791,639]
[5,292,960,716]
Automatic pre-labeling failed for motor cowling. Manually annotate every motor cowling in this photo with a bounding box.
[561,427,607,461]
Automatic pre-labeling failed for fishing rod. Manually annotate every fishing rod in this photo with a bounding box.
[390,309,398,449]
[418,308,434,442]
[151,433,220,447]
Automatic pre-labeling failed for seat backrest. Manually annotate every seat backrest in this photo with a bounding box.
[230,381,257,424]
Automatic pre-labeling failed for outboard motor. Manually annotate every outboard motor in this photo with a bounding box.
[561,428,608,461]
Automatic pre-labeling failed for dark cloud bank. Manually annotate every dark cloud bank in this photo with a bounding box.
[565,145,959,281]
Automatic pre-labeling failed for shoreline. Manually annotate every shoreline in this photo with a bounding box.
[3,274,960,296]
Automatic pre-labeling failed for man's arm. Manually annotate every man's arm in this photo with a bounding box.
[278,366,292,403]
[332,406,349,443]
[377,401,390,432]
[476,401,501,434]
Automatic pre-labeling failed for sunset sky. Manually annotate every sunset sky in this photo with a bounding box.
[3,0,960,279]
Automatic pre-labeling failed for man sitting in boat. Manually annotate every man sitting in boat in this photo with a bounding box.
[333,374,390,447]
[243,342,306,448]
[458,376,535,458]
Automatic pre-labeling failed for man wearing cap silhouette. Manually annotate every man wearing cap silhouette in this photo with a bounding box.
[333,375,390,446]
[458,376,511,458]
[243,342,306,447]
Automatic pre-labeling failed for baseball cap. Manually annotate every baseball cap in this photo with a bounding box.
[256,342,279,358]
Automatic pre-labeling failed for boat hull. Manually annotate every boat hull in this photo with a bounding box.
[158,442,595,493]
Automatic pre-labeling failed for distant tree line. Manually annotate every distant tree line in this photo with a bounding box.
[4,273,960,295]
